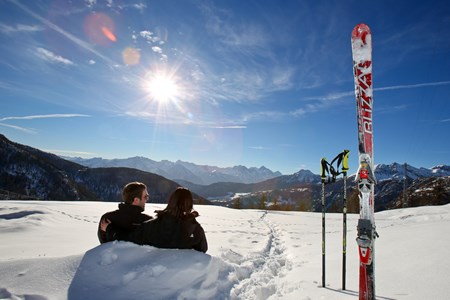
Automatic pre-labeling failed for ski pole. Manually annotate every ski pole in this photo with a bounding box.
[330,149,350,290]
[341,150,350,290]
[320,158,329,288]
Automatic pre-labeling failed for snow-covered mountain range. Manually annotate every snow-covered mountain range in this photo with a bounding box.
[374,163,450,181]
[66,156,450,187]
[1,133,448,211]
[66,156,282,185]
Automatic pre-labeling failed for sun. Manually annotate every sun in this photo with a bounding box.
[144,74,179,103]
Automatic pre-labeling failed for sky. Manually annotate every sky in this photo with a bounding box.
[1,201,449,299]
[0,0,449,175]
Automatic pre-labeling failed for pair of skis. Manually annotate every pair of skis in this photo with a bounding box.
[352,23,378,300]
[320,150,349,290]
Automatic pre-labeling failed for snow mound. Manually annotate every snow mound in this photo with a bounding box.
[68,241,236,300]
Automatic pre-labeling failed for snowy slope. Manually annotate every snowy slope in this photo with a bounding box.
[0,201,449,299]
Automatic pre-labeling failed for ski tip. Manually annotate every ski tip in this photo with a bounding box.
[352,23,371,42]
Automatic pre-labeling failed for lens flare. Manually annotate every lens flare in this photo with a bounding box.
[83,13,115,46]
[122,47,140,65]
[101,27,117,42]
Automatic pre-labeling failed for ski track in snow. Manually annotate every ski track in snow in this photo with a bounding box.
[222,211,291,299]
[0,204,98,225]
[52,209,97,224]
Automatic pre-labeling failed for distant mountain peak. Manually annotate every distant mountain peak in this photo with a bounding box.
[65,156,282,185]
[375,162,450,181]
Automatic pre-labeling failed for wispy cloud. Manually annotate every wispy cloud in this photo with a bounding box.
[253,80,450,122]
[304,91,354,102]
[123,109,246,128]
[198,2,270,50]
[0,123,36,133]
[85,0,96,8]
[0,114,90,122]
[249,146,269,150]
[0,114,91,134]
[207,125,247,129]
[241,103,324,123]
[10,0,115,65]
[35,48,74,65]
[375,81,450,92]
[191,2,297,103]
[0,23,44,34]
[377,104,409,114]
[242,111,286,122]
[132,3,147,13]
[307,81,450,102]
[44,149,97,157]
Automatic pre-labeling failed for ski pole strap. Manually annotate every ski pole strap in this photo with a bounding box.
[321,158,336,183]
[330,150,350,176]
[320,158,329,182]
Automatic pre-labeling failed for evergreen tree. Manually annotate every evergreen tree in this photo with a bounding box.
[233,197,242,209]
[258,193,267,209]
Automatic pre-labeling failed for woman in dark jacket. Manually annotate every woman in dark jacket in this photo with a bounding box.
[102,187,208,253]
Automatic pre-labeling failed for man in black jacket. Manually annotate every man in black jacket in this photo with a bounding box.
[97,182,152,244]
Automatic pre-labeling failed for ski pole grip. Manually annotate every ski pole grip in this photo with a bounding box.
[320,158,328,182]
[342,150,350,172]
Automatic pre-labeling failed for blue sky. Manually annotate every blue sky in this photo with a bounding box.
[1,0,449,176]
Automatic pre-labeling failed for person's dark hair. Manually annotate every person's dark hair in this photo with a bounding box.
[122,182,147,205]
[158,187,193,218]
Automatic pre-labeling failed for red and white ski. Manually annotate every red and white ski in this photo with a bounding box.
[351,23,378,300]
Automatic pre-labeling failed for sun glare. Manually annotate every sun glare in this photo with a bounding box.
[145,75,179,103]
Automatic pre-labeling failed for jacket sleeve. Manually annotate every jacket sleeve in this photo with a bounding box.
[98,215,110,244]
[192,223,208,253]
[105,224,134,242]
[105,220,157,246]
[98,223,107,244]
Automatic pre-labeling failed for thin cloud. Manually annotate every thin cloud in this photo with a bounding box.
[132,3,147,12]
[375,81,450,91]
[152,46,163,54]
[242,103,323,123]
[377,104,409,114]
[242,111,286,122]
[85,0,96,8]
[245,80,450,123]
[140,30,159,43]
[305,91,354,102]
[0,23,44,34]
[208,125,247,129]
[122,110,246,128]
[44,149,97,157]
[198,2,269,49]
[36,48,74,65]
[192,2,297,104]
[0,114,90,122]
[11,0,115,65]
[249,146,268,150]
[307,80,450,102]
[0,123,36,133]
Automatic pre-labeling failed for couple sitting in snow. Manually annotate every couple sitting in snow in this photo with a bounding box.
[97,182,208,253]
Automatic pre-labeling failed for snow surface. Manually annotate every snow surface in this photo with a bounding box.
[0,201,449,299]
